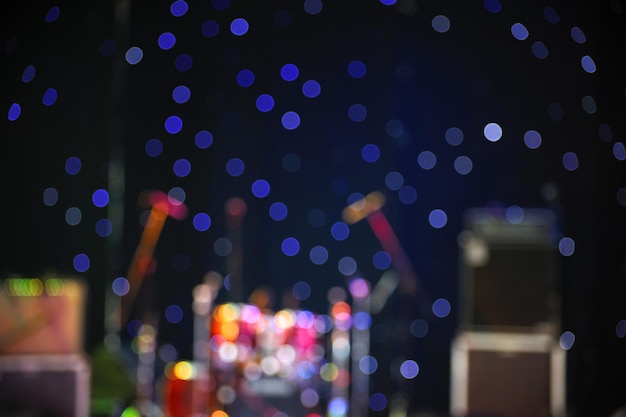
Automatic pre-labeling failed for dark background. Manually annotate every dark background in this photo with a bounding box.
[2,0,626,416]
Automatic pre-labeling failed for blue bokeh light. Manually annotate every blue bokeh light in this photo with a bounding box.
[112,277,130,296]
[201,20,219,38]
[559,331,575,350]
[373,251,391,270]
[281,63,299,81]
[43,188,58,206]
[125,47,143,65]
[400,360,420,379]
[484,122,503,142]
[236,69,255,87]
[429,209,448,228]
[354,312,372,330]
[524,130,542,149]
[193,213,211,231]
[616,320,626,338]
[432,15,451,33]
[251,179,270,198]
[614,142,626,161]
[281,111,301,130]
[410,319,429,338]
[195,130,213,149]
[281,237,300,256]
[269,202,288,221]
[359,356,378,375]
[256,94,275,112]
[361,144,380,163]
[309,246,329,265]
[511,23,529,40]
[348,103,367,122]
[95,219,113,237]
[432,298,451,318]
[230,18,249,36]
[483,0,502,13]
[304,0,323,15]
[165,304,183,324]
[170,0,188,17]
[331,222,350,241]
[532,41,549,59]
[65,157,82,175]
[42,88,58,106]
[8,103,21,121]
[454,156,473,175]
[544,6,560,24]
[563,152,579,171]
[158,32,176,50]
[212,0,230,11]
[571,26,586,44]
[165,115,183,134]
[399,185,417,204]
[45,6,60,23]
[73,253,90,272]
[66,207,82,226]
[369,393,387,412]
[175,54,193,71]
[445,127,464,146]
[348,60,366,78]
[173,159,191,177]
[145,138,163,157]
[22,65,36,83]
[302,80,321,98]
[172,85,191,103]
[417,151,437,170]
[581,55,596,74]
[92,189,110,208]
[292,281,311,300]
[338,256,357,276]
[559,237,575,256]
[385,171,404,190]
[226,158,245,176]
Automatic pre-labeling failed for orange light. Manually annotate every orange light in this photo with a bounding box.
[173,361,195,380]
[220,322,239,341]
[274,309,295,329]
[331,301,351,319]
[211,411,228,417]
[214,303,239,323]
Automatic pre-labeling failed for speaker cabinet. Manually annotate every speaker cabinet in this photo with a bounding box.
[0,354,91,417]
[459,208,559,332]
[450,331,565,417]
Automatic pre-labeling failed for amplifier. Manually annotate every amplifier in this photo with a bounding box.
[450,331,566,417]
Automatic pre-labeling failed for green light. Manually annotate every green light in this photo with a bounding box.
[120,406,140,417]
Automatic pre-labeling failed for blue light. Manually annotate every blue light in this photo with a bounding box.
[331,222,350,241]
[369,393,387,412]
[524,130,542,149]
[281,111,301,130]
[175,54,193,71]
[195,130,213,149]
[598,123,613,142]
[562,152,579,171]
[329,398,349,416]
[581,55,596,73]
[483,0,502,13]
[230,18,249,36]
[347,60,366,79]
[432,15,451,33]
[616,320,626,338]
[170,0,188,17]
[559,331,575,350]
[348,103,367,122]
[193,213,211,231]
[158,32,176,50]
[201,20,219,38]
[8,103,21,121]
[168,187,186,204]
[429,209,448,228]
[256,94,275,112]
[65,157,82,175]
[511,23,529,40]
[410,319,429,338]
[338,257,357,276]
[42,88,58,106]
[544,6,559,24]
[483,122,502,142]
[354,312,372,330]
[95,219,113,237]
[92,189,110,207]
[172,85,191,103]
[73,253,90,273]
[236,69,255,87]
[398,185,417,204]
[226,158,245,176]
[165,304,183,324]
[282,153,300,172]
[400,360,420,379]
[304,0,323,15]
[99,40,116,57]
[213,0,230,11]
[385,119,405,138]
[347,192,364,206]
[282,237,300,256]
[445,127,464,145]
[302,80,321,98]
[165,115,183,134]
[173,159,191,177]
[432,298,451,318]
[269,202,288,221]
[22,65,36,83]
[361,144,380,162]
[380,0,396,5]
[359,356,378,375]
[45,6,60,22]
[454,156,473,175]
[532,41,549,59]
[251,179,270,198]
[281,63,299,81]
[614,142,626,161]
[66,207,82,226]
[559,237,575,256]
[292,281,311,300]
[43,188,58,206]
[385,171,404,190]
[309,246,329,265]
[571,26,586,44]
[581,96,597,114]
[145,138,163,157]
[125,47,143,65]
[373,251,391,270]
[112,277,130,296]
